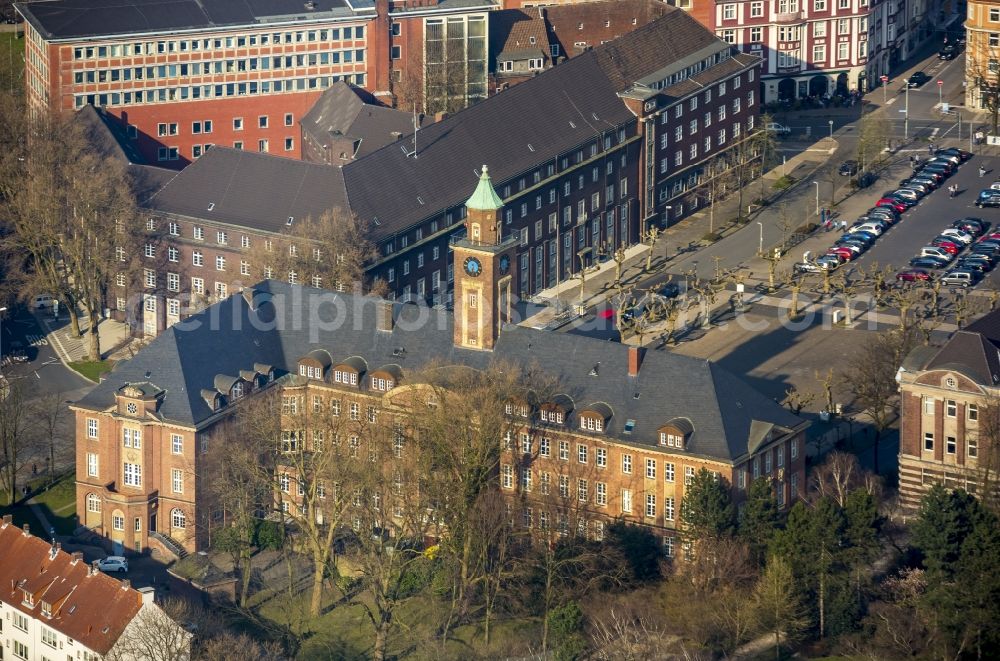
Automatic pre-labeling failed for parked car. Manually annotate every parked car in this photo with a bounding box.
[938,147,972,161]
[896,268,933,282]
[928,157,958,170]
[930,238,961,254]
[921,163,954,178]
[940,269,980,287]
[956,259,988,273]
[892,188,923,201]
[831,243,862,257]
[827,247,858,261]
[915,169,945,183]
[765,122,791,135]
[960,254,995,270]
[659,282,680,298]
[920,246,955,261]
[839,160,859,176]
[990,182,1000,191]
[976,190,1000,208]
[794,261,823,273]
[96,556,129,573]
[933,153,962,166]
[838,232,875,246]
[953,218,987,235]
[939,44,958,59]
[908,71,931,87]
[815,254,842,270]
[855,171,877,188]
[883,194,916,208]
[876,198,907,213]
[32,294,56,310]
[851,222,884,236]
[899,180,932,195]
[910,256,950,269]
[867,206,900,221]
[978,232,1000,243]
[908,175,940,189]
[939,228,974,244]
[970,243,1000,256]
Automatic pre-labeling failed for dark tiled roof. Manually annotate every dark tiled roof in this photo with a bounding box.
[75,281,804,462]
[342,50,634,241]
[490,9,549,64]
[143,147,348,233]
[0,522,143,655]
[301,82,427,160]
[925,330,1000,386]
[75,105,146,165]
[544,0,671,55]
[15,0,355,41]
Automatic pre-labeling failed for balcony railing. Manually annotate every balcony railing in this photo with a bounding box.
[775,11,803,23]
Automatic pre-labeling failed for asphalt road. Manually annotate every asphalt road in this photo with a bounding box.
[2,307,93,398]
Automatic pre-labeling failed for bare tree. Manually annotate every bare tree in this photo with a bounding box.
[0,380,34,504]
[198,631,288,661]
[809,452,882,507]
[856,104,890,173]
[245,209,381,295]
[752,556,808,661]
[105,596,193,661]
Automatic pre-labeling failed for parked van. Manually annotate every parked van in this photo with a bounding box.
[32,294,56,310]
[940,270,979,287]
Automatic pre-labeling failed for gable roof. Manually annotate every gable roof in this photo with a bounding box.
[75,280,804,462]
[490,8,550,64]
[300,82,427,160]
[925,329,1000,386]
[0,521,143,655]
[543,0,671,56]
[143,147,349,233]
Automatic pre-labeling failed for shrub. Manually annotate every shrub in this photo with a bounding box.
[795,222,819,234]
[773,175,797,190]
[701,232,722,243]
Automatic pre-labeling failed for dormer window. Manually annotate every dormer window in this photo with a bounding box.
[22,590,33,607]
[231,381,244,399]
[505,402,530,418]
[659,432,684,448]
[540,409,564,424]
[334,369,358,385]
[300,364,323,379]
[581,416,603,432]
[41,601,52,618]
[659,418,694,450]
[371,376,394,391]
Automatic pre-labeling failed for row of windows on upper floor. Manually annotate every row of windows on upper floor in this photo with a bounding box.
[718,0,869,20]
[70,27,367,60]
[660,117,755,175]
[647,48,733,92]
[71,50,366,84]
[658,96,753,148]
[658,71,750,119]
[72,73,366,109]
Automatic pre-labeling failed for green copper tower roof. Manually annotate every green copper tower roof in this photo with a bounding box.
[465,165,504,211]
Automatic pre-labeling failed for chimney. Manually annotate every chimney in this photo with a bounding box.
[71,552,83,565]
[121,579,131,591]
[22,523,30,537]
[627,346,644,377]
[376,299,394,332]
[2,514,11,526]
[49,542,61,560]
[435,111,449,123]
[138,586,155,605]
[90,560,100,576]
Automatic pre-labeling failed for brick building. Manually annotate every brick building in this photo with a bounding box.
[71,166,806,558]
[897,310,1000,511]
[0,518,189,660]
[15,0,494,166]
[964,0,1000,112]
[117,7,760,334]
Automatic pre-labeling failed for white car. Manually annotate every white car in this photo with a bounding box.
[96,556,128,573]
[32,294,56,310]
[989,181,1000,191]
[852,222,884,236]
[939,228,973,244]
[920,246,955,262]
[765,122,791,135]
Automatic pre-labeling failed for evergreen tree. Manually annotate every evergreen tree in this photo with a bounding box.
[739,476,782,567]
[911,485,980,579]
[681,468,736,543]
[752,556,808,661]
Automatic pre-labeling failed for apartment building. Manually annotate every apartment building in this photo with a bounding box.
[964,0,1000,112]
[118,7,760,334]
[0,518,189,660]
[15,0,493,166]
[71,166,806,557]
[897,310,1000,511]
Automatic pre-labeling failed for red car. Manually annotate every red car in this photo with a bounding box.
[827,247,857,261]
[896,268,933,282]
[931,238,961,254]
[876,198,907,213]
[979,232,1000,243]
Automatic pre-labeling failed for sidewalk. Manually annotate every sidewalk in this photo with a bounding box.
[35,309,132,370]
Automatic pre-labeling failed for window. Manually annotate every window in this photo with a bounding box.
[969,436,979,458]
[596,482,607,506]
[166,272,180,292]
[815,0,826,8]
[665,496,675,521]
[813,44,827,63]
[991,7,1000,21]
[645,458,656,479]
[192,251,204,267]
[621,488,633,513]
[502,464,512,489]
[171,508,186,529]
[172,468,183,493]
[664,462,675,482]
[684,466,695,486]
[559,475,570,498]
[723,4,736,20]
[123,428,141,449]
[171,434,183,454]
[622,453,632,474]
[520,468,532,492]
[969,404,979,421]
[192,277,204,294]
[750,26,763,43]
[350,402,360,420]
[946,400,957,417]
[123,462,142,487]
[750,1,763,16]
[924,432,934,451]
[721,29,735,44]
[216,255,226,271]
[259,115,268,128]
[777,447,785,468]
[144,269,156,288]
[578,444,588,464]
[87,418,98,439]
[578,478,588,502]
[645,493,657,518]
[87,493,101,512]
[946,436,957,455]
[791,439,799,460]
[559,440,569,460]
[540,437,550,457]
[924,397,935,414]
[87,453,98,477]
[837,42,849,60]
[596,447,607,467]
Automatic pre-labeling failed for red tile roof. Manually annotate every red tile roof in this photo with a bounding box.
[0,520,143,655]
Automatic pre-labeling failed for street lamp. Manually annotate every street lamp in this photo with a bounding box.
[813,181,820,216]
[757,221,764,255]
[828,119,834,139]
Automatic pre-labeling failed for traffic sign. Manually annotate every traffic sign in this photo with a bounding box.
[938,80,943,86]
[880,75,889,82]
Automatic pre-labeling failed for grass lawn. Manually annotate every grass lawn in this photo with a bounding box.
[259,589,541,660]
[30,473,77,535]
[69,360,115,382]
[0,29,24,95]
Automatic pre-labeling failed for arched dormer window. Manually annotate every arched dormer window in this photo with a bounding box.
[299,350,332,380]
[333,356,367,387]
[231,380,245,400]
[254,363,275,384]
[504,400,531,418]
[540,394,573,425]
[370,365,402,392]
[578,402,613,433]
[658,418,694,450]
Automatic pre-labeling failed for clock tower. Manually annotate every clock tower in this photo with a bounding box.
[452,165,515,351]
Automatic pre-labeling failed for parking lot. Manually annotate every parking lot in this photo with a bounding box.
[815,150,1000,288]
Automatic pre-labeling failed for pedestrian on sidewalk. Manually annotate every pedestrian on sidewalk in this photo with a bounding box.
[980,165,987,178]
[928,143,935,155]
[31,463,37,475]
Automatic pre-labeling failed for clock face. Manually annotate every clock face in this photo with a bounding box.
[127,402,137,414]
[464,256,483,277]
[499,255,511,275]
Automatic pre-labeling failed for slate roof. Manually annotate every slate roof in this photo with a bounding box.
[544,0,671,55]
[0,521,143,655]
[490,8,549,65]
[922,311,1000,386]
[300,82,427,160]
[14,0,357,41]
[75,280,804,463]
[143,147,349,233]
